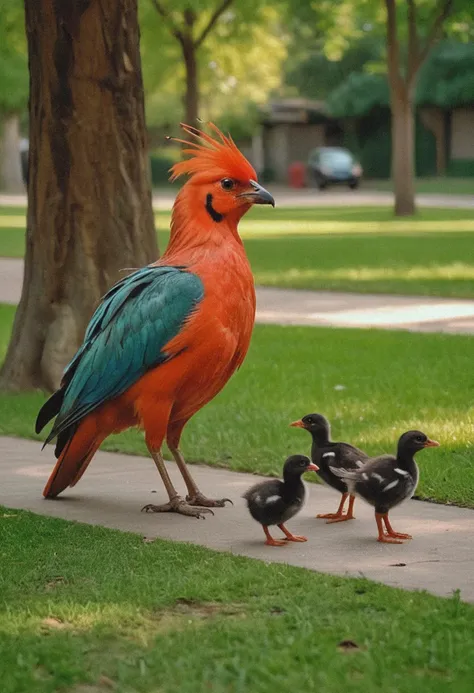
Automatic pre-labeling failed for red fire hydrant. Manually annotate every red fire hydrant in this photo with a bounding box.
[288,162,306,188]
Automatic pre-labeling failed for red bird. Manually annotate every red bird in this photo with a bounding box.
[36,123,275,518]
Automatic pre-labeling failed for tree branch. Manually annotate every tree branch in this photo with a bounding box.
[406,0,420,83]
[417,0,454,69]
[385,0,404,95]
[150,0,183,41]
[195,0,233,50]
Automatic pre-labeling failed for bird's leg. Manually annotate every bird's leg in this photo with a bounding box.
[168,445,233,508]
[141,448,213,519]
[375,512,405,544]
[317,492,350,521]
[325,493,357,524]
[263,525,287,547]
[278,523,308,543]
[383,513,412,540]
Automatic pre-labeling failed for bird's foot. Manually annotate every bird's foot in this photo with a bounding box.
[325,514,355,524]
[387,531,412,540]
[317,512,343,520]
[377,534,404,544]
[265,537,287,547]
[283,534,308,543]
[141,496,214,519]
[186,491,233,508]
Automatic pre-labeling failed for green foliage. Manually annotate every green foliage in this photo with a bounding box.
[327,73,389,118]
[0,0,28,114]
[417,40,474,108]
[140,2,287,130]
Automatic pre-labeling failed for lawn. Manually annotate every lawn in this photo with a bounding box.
[1,303,473,508]
[368,177,474,196]
[1,507,474,693]
[2,206,474,298]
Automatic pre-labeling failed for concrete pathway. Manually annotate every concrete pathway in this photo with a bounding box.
[1,436,474,601]
[3,257,474,334]
[0,188,473,211]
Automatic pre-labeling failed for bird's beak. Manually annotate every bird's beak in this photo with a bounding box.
[424,438,440,447]
[307,463,319,472]
[290,420,305,429]
[237,180,275,207]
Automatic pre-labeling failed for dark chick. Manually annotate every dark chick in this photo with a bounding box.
[330,430,439,544]
[290,413,369,523]
[243,455,319,546]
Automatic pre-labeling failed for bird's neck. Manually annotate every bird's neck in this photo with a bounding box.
[282,472,304,496]
[311,430,330,447]
[163,187,244,262]
[396,448,416,469]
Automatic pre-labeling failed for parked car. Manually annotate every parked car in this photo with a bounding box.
[308,147,362,190]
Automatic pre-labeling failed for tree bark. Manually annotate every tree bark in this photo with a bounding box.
[0,0,157,392]
[390,85,416,216]
[181,36,199,126]
[0,113,25,193]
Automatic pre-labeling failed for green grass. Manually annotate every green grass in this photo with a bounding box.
[1,303,473,507]
[2,507,474,693]
[368,177,474,196]
[3,206,474,297]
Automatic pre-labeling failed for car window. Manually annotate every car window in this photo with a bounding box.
[320,150,353,167]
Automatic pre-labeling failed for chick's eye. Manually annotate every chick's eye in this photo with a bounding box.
[416,436,424,442]
[221,178,234,191]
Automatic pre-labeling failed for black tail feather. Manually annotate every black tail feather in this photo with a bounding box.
[35,387,66,434]
[54,424,78,459]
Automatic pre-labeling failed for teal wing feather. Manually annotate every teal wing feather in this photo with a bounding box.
[44,266,204,444]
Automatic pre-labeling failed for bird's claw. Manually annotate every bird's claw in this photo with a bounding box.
[186,492,233,508]
[141,496,214,519]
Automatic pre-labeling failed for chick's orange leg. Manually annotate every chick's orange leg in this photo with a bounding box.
[278,523,308,543]
[317,492,352,522]
[325,493,357,524]
[263,525,287,547]
[375,512,404,544]
[383,514,412,540]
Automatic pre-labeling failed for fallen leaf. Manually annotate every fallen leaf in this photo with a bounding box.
[338,640,360,652]
[1,513,17,518]
[45,576,66,590]
[142,537,155,544]
[41,617,66,630]
[98,675,116,689]
[390,562,407,567]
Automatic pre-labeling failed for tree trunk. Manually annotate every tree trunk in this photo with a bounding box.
[182,39,198,126]
[0,113,25,193]
[390,85,416,216]
[0,0,157,392]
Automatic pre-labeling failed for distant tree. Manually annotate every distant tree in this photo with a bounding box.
[141,2,287,132]
[384,0,455,216]
[149,0,234,126]
[285,0,467,216]
[0,0,157,392]
[0,0,28,193]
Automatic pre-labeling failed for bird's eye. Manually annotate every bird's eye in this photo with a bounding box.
[415,435,424,442]
[221,178,234,191]
[306,418,313,425]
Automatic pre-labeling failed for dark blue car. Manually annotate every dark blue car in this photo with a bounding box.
[308,147,362,190]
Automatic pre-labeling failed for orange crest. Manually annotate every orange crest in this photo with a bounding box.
[169,123,257,184]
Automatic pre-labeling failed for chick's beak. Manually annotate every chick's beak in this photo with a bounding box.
[290,420,305,429]
[237,180,275,207]
[424,438,440,447]
[307,463,319,472]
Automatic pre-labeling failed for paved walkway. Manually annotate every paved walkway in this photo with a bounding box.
[0,189,473,210]
[3,257,474,334]
[1,436,473,601]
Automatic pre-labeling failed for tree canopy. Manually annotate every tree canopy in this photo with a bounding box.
[0,0,28,115]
